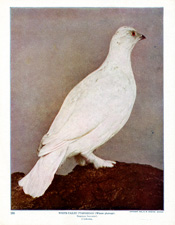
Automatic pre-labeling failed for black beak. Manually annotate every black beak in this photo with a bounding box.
[140,34,146,40]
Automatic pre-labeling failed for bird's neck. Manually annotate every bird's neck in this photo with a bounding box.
[101,45,133,75]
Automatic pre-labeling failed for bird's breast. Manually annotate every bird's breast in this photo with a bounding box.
[95,70,136,103]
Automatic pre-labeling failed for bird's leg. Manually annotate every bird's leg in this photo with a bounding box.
[74,154,87,166]
[82,152,116,169]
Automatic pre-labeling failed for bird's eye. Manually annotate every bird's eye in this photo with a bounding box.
[131,31,135,36]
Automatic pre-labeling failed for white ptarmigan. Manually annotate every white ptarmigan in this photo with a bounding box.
[18,26,146,198]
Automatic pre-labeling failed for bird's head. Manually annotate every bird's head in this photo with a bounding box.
[110,26,146,52]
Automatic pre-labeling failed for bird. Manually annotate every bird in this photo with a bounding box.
[18,26,146,198]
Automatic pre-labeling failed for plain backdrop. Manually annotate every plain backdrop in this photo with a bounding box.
[11,8,163,175]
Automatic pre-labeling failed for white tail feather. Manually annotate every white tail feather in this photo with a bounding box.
[18,149,67,198]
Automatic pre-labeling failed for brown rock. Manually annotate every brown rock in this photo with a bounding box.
[11,161,163,210]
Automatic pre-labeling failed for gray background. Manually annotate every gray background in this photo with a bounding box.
[11,8,163,175]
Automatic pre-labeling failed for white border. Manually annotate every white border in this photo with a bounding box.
[0,0,175,225]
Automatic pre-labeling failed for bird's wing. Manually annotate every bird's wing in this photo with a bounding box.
[38,68,128,156]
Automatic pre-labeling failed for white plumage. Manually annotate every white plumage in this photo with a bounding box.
[19,26,145,198]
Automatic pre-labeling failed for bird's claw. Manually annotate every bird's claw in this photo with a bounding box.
[94,160,116,169]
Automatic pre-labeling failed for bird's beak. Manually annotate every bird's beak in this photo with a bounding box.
[139,34,146,40]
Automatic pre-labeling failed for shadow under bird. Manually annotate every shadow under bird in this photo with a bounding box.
[18,26,146,198]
